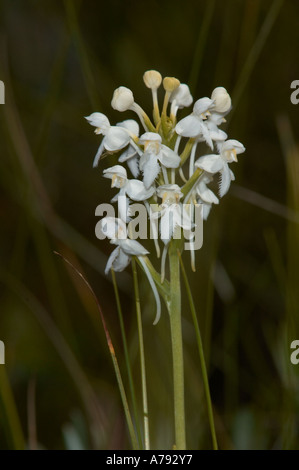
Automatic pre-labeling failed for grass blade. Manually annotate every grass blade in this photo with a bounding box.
[178,252,218,450]
[111,268,142,449]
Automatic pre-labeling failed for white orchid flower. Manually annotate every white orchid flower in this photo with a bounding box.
[103,165,155,221]
[195,139,245,197]
[155,184,192,244]
[103,165,155,200]
[175,97,214,145]
[117,120,140,178]
[139,132,181,188]
[100,217,148,274]
[85,113,133,167]
[151,184,193,280]
[100,216,161,324]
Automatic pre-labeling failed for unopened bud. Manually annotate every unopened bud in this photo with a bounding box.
[111,86,134,112]
[143,70,162,90]
[170,84,193,108]
[163,77,180,93]
[211,87,231,113]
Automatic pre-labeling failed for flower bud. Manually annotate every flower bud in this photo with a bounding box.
[170,84,193,108]
[111,86,134,112]
[143,70,162,90]
[211,87,231,113]
[163,77,180,93]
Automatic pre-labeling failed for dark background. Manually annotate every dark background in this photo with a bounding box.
[0,0,299,449]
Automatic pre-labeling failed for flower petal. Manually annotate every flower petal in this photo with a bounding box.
[85,112,110,131]
[93,140,105,168]
[159,146,181,168]
[197,180,219,204]
[111,249,131,272]
[142,154,160,189]
[126,156,140,178]
[119,239,149,256]
[104,127,130,151]
[125,179,155,201]
[100,216,127,240]
[195,154,224,173]
[175,115,202,137]
[219,162,232,197]
[117,119,140,136]
[105,246,121,275]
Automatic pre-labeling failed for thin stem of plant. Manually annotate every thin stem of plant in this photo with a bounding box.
[132,259,150,450]
[168,242,186,450]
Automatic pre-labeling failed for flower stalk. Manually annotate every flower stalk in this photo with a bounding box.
[168,241,186,450]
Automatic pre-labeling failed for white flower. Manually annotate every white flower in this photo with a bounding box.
[139,132,181,188]
[101,217,162,324]
[85,113,132,167]
[175,97,215,148]
[104,165,155,200]
[195,139,245,197]
[154,184,192,245]
[103,165,155,221]
[100,217,149,274]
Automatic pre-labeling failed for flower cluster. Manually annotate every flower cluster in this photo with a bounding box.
[86,70,245,322]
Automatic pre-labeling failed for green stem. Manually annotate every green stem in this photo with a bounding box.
[168,243,186,450]
[132,259,150,450]
[179,253,218,450]
[111,269,142,449]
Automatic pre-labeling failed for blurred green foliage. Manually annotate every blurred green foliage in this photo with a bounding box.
[1,0,299,450]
